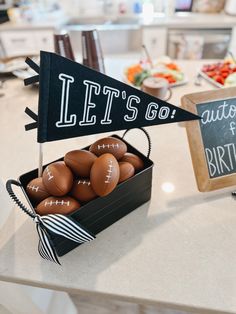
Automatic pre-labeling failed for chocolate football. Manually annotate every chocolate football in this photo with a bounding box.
[120,153,144,171]
[71,179,97,202]
[42,161,73,196]
[118,162,135,183]
[26,177,50,204]
[90,153,120,197]
[64,150,97,177]
[89,137,127,160]
[36,196,80,215]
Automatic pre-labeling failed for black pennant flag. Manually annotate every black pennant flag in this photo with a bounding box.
[36,51,200,143]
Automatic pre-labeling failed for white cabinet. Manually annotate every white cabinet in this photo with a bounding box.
[34,31,54,52]
[0,29,54,58]
[142,27,167,59]
[1,31,36,57]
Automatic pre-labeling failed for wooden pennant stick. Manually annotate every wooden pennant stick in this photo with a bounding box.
[38,143,43,177]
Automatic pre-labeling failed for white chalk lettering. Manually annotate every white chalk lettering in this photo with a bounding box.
[201,101,236,125]
[230,121,236,135]
[224,143,235,169]
[216,146,230,173]
[205,143,236,177]
[212,146,220,174]
[205,148,216,177]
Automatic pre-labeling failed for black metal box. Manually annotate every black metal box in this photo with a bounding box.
[10,135,153,256]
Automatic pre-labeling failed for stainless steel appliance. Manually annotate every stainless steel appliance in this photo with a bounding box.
[167,28,231,59]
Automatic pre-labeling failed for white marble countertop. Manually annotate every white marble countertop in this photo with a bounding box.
[0,58,236,314]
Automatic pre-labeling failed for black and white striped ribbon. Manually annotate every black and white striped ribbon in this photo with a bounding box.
[34,214,95,265]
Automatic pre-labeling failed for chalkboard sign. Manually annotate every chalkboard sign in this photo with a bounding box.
[182,87,236,192]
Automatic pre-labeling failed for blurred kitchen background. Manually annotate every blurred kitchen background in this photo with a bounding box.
[0,2,236,314]
[0,0,236,61]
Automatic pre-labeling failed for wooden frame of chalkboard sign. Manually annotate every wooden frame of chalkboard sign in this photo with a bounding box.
[181,87,236,192]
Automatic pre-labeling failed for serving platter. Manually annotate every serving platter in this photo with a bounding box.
[123,58,188,89]
[123,75,188,89]
[198,70,222,88]
[199,60,236,88]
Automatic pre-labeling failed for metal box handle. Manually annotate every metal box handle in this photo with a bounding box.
[122,127,151,158]
[6,179,35,219]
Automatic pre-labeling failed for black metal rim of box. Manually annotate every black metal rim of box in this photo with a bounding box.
[8,133,154,257]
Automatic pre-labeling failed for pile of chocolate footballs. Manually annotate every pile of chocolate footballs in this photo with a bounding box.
[26,137,144,216]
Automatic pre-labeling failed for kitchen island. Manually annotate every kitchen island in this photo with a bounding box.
[0,58,236,314]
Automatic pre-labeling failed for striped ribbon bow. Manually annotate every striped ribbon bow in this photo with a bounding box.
[34,214,95,264]
[6,180,96,265]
